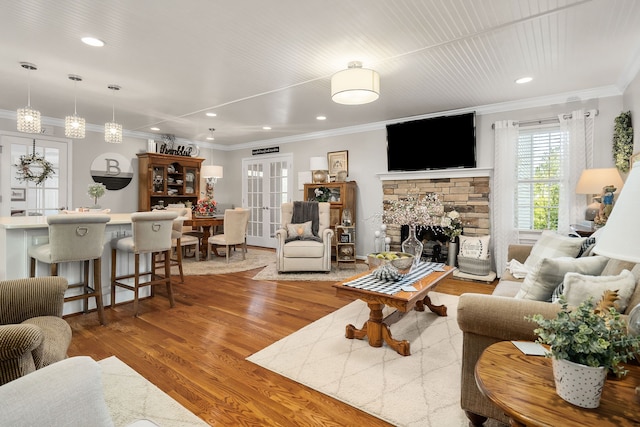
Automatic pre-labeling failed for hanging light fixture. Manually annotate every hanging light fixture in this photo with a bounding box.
[206,128,215,141]
[104,84,122,143]
[64,75,86,139]
[331,61,380,105]
[16,62,42,133]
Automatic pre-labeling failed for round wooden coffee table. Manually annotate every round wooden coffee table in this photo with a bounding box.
[475,341,640,426]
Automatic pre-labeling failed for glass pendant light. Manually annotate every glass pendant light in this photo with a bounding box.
[64,75,86,139]
[104,84,122,143]
[16,62,42,134]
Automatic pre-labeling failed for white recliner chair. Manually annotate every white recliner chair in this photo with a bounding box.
[275,202,333,272]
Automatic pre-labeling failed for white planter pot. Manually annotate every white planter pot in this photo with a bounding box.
[552,357,606,408]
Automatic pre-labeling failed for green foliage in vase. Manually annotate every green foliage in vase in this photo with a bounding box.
[527,294,640,377]
[613,111,633,173]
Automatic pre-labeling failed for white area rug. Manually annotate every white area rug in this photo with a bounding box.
[252,261,369,281]
[98,356,208,427]
[247,292,490,427]
[171,248,273,276]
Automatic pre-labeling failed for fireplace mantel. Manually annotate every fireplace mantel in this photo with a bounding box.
[376,167,493,181]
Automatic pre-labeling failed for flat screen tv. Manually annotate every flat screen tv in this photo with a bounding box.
[386,112,476,171]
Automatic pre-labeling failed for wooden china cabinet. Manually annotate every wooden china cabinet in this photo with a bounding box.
[137,152,204,211]
[304,181,357,252]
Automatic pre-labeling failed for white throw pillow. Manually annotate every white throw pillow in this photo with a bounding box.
[286,221,314,239]
[523,230,586,269]
[458,235,490,259]
[562,269,637,312]
[515,255,609,301]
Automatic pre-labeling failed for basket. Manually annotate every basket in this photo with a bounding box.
[457,255,491,276]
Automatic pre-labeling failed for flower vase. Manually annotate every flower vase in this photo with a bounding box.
[401,226,423,266]
[552,358,606,408]
[447,239,458,267]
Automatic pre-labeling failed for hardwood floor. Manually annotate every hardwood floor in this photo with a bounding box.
[66,259,495,426]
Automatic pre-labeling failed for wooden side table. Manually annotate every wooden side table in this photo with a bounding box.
[475,341,640,426]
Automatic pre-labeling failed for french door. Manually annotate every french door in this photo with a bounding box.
[0,133,70,217]
[242,153,293,248]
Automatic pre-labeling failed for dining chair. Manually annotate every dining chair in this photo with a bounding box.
[207,209,250,263]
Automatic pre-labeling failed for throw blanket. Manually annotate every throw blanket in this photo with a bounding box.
[292,201,319,236]
[506,259,530,279]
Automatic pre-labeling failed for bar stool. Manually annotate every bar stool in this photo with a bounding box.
[28,214,111,325]
[154,207,200,283]
[110,211,177,317]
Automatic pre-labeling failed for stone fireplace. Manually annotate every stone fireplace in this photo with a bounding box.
[381,172,491,254]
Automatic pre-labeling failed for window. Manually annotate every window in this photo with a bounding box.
[516,126,564,230]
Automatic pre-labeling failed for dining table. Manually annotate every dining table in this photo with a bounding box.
[184,214,224,260]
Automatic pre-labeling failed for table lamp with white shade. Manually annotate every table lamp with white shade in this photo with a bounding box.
[594,164,640,396]
[201,165,223,199]
[310,156,329,183]
[575,168,624,222]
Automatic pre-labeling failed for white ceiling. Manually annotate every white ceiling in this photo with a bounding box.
[2,0,640,148]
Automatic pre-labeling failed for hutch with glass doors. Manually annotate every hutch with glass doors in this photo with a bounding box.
[303,181,357,254]
[137,153,204,211]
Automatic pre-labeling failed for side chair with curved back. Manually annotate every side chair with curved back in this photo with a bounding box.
[110,211,177,317]
[207,208,250,263]
[28,214,111,325]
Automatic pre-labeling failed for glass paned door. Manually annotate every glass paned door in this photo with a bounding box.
[1,134,69,217]
[242,154,292,248]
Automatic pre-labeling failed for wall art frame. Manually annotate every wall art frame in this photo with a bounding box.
[327,150,348,177]
[11,188,26,201]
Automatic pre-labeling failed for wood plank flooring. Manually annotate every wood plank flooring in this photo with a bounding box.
[66,258,495,426]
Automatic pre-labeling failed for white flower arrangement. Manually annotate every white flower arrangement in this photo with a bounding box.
[87,182,107,206]
[383,193,445,227]
[441,210,463,240]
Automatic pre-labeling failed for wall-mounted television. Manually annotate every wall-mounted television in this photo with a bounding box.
[386,112,476,171]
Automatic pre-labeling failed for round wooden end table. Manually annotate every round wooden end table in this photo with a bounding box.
[475,341,640,427]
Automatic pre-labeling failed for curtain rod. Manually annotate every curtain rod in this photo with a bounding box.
[492,110,598,129]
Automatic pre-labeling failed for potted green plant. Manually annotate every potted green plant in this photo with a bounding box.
[527,291,640,408]
[87,182,107,208]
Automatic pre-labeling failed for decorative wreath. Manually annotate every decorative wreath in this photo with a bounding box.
[613,111,634,173]
[15,153,55,185]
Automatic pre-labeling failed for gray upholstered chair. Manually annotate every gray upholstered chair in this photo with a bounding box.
[207,208,250,263]
[0,276,72,386]
[28,214,111,325]
[275,202,333,272]
[110,211,177,317]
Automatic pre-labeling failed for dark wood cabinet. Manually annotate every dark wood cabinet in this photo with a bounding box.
[137,153,204,211]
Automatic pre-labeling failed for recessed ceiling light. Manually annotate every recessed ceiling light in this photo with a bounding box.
[515,76,533,84]
[206,112,217,117]
[81,37,105,47]
[316,116,327,120]
[150,127,160,131]
[263,126,272,130]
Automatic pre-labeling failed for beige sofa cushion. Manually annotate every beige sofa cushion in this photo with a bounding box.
[515,255,609,301]
[523,230,586,270]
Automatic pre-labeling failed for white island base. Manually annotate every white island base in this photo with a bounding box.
[0,213,155,316]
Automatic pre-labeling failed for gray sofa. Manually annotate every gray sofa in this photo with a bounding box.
[457,243,640,426]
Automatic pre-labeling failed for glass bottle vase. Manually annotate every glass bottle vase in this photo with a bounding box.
[401,226,423,266]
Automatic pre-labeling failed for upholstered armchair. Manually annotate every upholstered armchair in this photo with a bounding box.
[275,202,333,272]
[0,276,72,385]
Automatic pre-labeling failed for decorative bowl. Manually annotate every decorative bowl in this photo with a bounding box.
[367,252,415,274]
